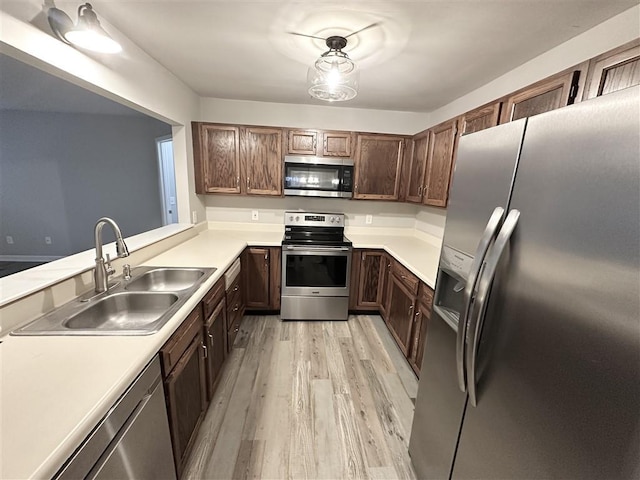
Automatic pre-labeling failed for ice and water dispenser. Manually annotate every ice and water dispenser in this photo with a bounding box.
[433,245,475,331]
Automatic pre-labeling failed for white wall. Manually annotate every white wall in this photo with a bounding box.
[205,196,419,229]
[0,9,203,224]
[428,5,640,127]
[0,110,171,258]
[199,97,430,135]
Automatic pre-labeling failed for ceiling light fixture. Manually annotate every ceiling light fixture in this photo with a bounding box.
[48,3,122,54]
[307,36,359,102]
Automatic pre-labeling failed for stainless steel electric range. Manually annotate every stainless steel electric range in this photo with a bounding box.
[281,212,352,321]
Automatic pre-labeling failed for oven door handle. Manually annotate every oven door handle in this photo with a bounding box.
[284,245,351,252]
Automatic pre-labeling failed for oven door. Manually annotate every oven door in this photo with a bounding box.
[281,246,351,297]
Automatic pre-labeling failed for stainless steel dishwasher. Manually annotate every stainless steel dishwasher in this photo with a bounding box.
[55,355,176,479]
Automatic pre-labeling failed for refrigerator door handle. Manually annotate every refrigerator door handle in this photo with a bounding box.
[456,206,505,393]
[467,209,520,407]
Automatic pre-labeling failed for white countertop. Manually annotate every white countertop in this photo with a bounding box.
[0,227,439,479]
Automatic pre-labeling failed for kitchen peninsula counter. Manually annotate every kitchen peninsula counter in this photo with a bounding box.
[0,225,440,479]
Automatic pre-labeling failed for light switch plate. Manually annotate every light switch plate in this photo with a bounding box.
[252,210,259,221]
[365,214,373,224]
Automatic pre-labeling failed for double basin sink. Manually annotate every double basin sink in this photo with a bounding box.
[12,266,216,336]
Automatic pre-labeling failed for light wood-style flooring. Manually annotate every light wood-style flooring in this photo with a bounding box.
[183,314,418,480]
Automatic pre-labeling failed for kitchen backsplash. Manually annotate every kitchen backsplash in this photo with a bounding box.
[204,196,446,238]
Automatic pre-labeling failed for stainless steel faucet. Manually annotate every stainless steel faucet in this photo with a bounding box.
[94,217,130,293]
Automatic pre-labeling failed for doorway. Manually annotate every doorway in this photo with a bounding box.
[156,135,178,225]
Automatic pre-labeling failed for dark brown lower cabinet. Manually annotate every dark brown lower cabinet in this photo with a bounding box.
[355,249,385,310]
[379,254,393,321]
[226,272,245,351]
[409,301,431,375]
[243,246,281,311]
[204,299,227,400]
[386,274,416,356]
[163,326,207,477]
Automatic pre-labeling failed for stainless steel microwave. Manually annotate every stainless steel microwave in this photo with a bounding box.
[284,156,354,198]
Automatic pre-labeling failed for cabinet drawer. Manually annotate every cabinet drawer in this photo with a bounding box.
[226,275,241,298]
[160,306,203,375]
[227,313,242,351]
[392,261,419,295]
[203,278,225,320]
[418,282,434,307]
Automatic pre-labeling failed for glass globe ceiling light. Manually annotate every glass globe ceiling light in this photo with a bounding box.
[48,3,122,54]
[307,36,359,102]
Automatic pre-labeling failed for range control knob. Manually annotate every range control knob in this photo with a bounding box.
[335,217,341,223]
[289,215,294,221]
[295,216,300,222]
[330,217,335,223]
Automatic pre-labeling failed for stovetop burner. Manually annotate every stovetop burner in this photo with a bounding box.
[282,211,351,247]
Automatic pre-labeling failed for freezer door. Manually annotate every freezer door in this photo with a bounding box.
[409,313,467,479]
[442,119,525,257]
[452,86,640,478]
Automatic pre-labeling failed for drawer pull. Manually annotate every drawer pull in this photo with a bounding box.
[202,343,208,359]
[234,327,239,333]
[208,333,214,347]
[233,285,239,292]
[233,305,239,312]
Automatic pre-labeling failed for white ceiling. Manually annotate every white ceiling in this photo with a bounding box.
[5,1,640,113]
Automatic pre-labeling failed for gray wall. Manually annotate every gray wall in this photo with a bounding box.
[0,110,172,258]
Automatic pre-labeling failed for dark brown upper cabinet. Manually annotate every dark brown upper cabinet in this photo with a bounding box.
[423,119,458,207]
[500,70,581,123]
[584,39,640,100]
[354,134,405,200]
[322,131,353,157]
[405,130,430,204]
[459,102,502,136]
[242,127,283,196]
[287,129,317,155]
[192,123,241,194]
[285,129,354,157]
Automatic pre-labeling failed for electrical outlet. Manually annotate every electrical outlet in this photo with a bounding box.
[192,211,198,224]
[6,235,13,245]
[251,210,259,221]
[365,214,373,224]
[44,236,52,245]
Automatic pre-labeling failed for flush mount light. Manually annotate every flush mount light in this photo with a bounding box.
[48,3,122,54]
[307,36,359,102]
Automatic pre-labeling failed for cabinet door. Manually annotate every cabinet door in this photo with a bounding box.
[408,301,431,376]
[354,135,404,200]
[269,247,281,310]
[406,131,429,203]
[379,255,393,321]
[242,127,283,196]
[204,299,226,401]
[243,247,270,309]
[192,123,241,194]
[501,70,580,123]
[423,119,458,207]
[287,129,318,155]
[164,332,206,476]
[584,40,640,100]
[348,249,362,311]
[356,250,384,309]
[386,275,416,356]
[459,102,501,136]
[322,131,353,157]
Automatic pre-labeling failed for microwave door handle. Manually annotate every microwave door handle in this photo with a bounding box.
[456,206,504,393]
[466,209,520,407]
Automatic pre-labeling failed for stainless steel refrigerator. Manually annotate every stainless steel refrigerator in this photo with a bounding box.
[409,86,640,479]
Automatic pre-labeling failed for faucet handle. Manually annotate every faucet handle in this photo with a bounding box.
[123,264,132,280]
[105,253,116,276]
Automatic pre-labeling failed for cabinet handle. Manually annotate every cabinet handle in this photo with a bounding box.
[401,275,407,280]
[233,305,239,312]
[355,184,359,193]
[208,333,214,347]
[313,138,317,149]
[408,305,414,316]
[415,311,421,323]
[234,326,239,333]
[202,343,208,359]
[233,285,239,292]
[264,252,269,261]
[246,177,250,189]
[418,186,423,196]
[236,176,240,188]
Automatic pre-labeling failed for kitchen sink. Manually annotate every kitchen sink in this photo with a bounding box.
[11,265,216,336]
[125,268,205,292]
[63,292,179,330]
